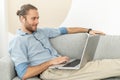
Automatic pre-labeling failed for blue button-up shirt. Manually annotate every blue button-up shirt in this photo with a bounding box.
[9,27,67,78]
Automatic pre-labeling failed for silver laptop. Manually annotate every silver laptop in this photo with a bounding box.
[49,34,100,69]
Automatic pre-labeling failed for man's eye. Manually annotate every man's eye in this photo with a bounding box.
[32,18,36,20]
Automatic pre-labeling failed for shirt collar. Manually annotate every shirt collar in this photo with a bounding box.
[16,28,38,36]
[16,29,30,36]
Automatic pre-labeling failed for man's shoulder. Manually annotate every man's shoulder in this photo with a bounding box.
[10,34,27,44]
[36,28,48,34]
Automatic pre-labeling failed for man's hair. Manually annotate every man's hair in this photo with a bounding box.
[16,4,37,17]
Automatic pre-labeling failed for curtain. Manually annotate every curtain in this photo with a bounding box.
[0,0,8,58]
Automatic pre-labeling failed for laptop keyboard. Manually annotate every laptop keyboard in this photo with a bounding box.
[63,59,81,67]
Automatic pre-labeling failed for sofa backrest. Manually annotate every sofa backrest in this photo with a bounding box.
[50,33,88,59]
[94,35,120,60]
[51,33,120,60]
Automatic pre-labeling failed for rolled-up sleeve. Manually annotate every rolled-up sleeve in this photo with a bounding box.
[59,27,68,34]
[15,62,29,78]
[9,37,29,78]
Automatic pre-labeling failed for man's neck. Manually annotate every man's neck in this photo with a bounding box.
[21,27,32,34]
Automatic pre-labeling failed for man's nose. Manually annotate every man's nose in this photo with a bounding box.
[35,19,39,24]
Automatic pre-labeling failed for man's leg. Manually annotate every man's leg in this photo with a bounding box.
[40,68,77,80]
[40,59,120,80]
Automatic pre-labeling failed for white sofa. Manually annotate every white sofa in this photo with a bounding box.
[1,33,120,80]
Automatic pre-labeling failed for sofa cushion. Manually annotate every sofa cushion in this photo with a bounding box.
[0,56,16,80]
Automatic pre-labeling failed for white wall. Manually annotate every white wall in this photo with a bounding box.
[0,0,8,57]
[61,0,120,35]
[8,0,120,35]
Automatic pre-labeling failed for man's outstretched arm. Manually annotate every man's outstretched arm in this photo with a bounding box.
[66,27,105,35]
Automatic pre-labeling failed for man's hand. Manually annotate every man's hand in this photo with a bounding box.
[89,30,105,35]
[50,56,69,65]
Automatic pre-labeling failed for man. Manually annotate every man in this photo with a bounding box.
[9,4,105,80]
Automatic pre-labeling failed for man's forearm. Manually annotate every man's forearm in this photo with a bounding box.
[22,56,69,80]
[67,27,89,34]
[22,61,52,80]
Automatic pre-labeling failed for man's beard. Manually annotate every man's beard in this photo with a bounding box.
[26,27,35,33]
[26,25,37,33]
[24,19,38,33]
[24,21,38,33]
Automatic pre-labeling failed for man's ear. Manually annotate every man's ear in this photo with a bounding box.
[20,16,25,23]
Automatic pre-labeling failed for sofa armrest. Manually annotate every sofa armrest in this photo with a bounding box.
[0,55,16,80]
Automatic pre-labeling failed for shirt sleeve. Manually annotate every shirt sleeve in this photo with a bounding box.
[9,36,29,78]
[40,27,68,38]
[59,27,68,34]
[15,62,28,78]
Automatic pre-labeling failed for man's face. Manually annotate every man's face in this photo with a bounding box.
[23,9,39,33]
